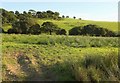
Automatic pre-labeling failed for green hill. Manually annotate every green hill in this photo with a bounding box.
[2,18,118,32]
[36,18,118,32]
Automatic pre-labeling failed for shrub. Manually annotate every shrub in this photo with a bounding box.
[7,28,18,34]
[28,24,41,35]
[56,29,66,35]
[69,26,82,35]
[69,24,117,37]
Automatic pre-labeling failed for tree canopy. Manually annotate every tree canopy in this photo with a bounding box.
[41,22,59,35]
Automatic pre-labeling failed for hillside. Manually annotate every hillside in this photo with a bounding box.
[2,18,118,33]
[36,18,118,32]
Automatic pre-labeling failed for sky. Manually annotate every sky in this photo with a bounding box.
[0,1,119,21]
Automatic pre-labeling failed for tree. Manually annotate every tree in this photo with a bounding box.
[35,10,60,19]
[11,18,36,34]
[62,15,65,18]
[29,9,36,16]
[73,16,76,19]
[15,11,19,15]
[46,10,54,19]
[66,16,69,18]
[7,12,17,23]
[9,11,14,14]
[69,26,82,35]
[41,22,58,35]
[23,11,27,14]
[54,12,60,20]
[36,11,42,18]
[79,18,82,20]
[1,9,17,24]
[28,24,41,35]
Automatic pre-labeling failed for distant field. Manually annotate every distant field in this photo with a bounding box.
[2,34,119,81]
[2,18,118,32]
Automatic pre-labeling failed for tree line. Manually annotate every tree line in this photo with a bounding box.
[1,8,81,25]
[1,8,73,25]
[0,20,118,37]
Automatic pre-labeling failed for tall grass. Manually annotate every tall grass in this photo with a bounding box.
[2,34,118,48]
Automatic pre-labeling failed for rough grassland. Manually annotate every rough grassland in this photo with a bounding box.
[2,34,119,81]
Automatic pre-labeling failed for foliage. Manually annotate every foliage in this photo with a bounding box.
[69,26,82,35]
[1,9,17,24]
[28,24,41,35]
[8,17,37,34]
[2,9,118,36]
[41,22,59,35]
[56,29,66,35]
[35,10,61,20]
[69,24,117,37]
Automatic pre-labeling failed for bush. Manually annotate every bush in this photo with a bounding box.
[28,24,41,35]
[69,24,117,37]
[69,26,82,35]
[7,28,18,34]
[56,29,66,35]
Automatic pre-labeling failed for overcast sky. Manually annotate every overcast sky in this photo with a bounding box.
[1,0,119,21]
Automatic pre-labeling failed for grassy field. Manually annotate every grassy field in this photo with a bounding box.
[2,34,119,81]
[2,18,118,33]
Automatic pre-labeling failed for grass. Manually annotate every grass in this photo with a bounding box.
[2,34,119,81]
[36,18,118,32]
